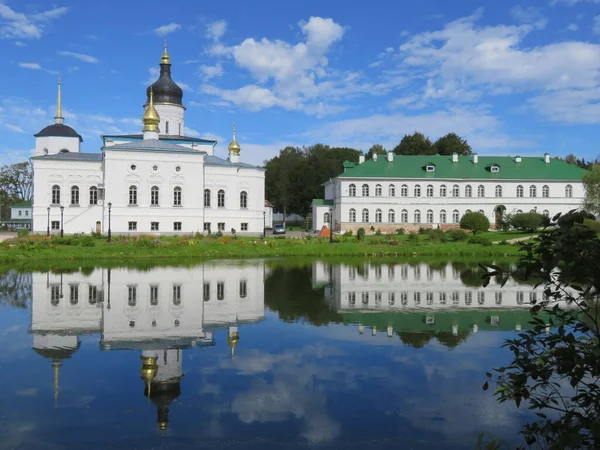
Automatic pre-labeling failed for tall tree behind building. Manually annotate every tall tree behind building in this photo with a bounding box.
[0,162,33,218]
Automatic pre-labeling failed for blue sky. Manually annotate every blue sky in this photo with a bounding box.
[2,0,600,166]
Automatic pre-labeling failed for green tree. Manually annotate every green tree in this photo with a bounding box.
[367,144,386,159]
[459,211,490,234]
[509,212,546,232]
[0,162,32,218]
[483,210,600,449]
[583,163,600,216]
[392,132,434,155]
[432,132,472,156]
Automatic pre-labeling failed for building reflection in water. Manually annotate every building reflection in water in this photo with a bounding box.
[30,263,267,431]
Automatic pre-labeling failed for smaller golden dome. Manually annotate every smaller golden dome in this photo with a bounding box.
[160,42,171,65]
[140,355,159,395]
[158,421,168,432]
[143,89,161,132]
[227,332,240,359]
[228,124,241,156]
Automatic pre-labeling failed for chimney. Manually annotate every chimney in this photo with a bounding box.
[359,155,365,164]
[387,152,394,162]
[372,153,378,162]
[452,153,458,163]
[544,153,550,164]
[515,155,522,163]
[473,153,479,164]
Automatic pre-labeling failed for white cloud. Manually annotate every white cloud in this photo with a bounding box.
[551,0,600,4]
[18,62,41,70]
[566,23,579,31]
[58,51,99,64]
[14,40,24,46]
[594,15,600,35]
[183,126,200,137]
[199,63,223,80]
[86,34,98,40]
[153,23,181,36]
[206,19,227,40]
[4,123,24,132]
[0,3,68,40]
[510,5,548,29]
[67,66,79,73]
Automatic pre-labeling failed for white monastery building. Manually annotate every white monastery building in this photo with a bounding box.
[31,46,266,235]
[312,152,586,233]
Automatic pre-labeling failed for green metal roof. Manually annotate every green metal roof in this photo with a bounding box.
[1,218,32,223]
[11,200,32,207]
[312,199,334,206]
[338,155,586,180]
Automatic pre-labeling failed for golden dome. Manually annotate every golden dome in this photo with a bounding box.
[158,421,168,432]
[143,89,161,132]
[140,355,158,395]
[160,42,171,65]
[227,332,240,359]
[228,124,241,156]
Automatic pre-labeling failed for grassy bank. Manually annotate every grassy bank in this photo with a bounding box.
[0,232,527,267]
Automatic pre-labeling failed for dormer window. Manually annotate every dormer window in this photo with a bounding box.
[425,164,435,172]
[487,164,500,173]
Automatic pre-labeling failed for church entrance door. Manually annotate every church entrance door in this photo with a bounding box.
[96,221,101,234]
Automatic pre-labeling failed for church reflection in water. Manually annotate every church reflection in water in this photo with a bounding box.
[30,262,267,432]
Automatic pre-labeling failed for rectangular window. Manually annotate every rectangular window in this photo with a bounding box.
[69,285,79,304]
[128,286,137,306]
[217,282,225,300]
[241,223,248,231]
[173,222,182,231]
[88,286,97,304]
[239,280,247,298]
[150,285,159,306]
[218,222,225,231]
[128,221,137,231]
[90,187,98,205]
[50,285,60,303]
[203,282,210,301]
[18,211,22,216]
[203,222,211,233]
[25,210,29,216]
[173,285,181,305]
[151,222,159,231]
[51,221,60,230]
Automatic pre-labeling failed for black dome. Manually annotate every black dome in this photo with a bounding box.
[34,124,83,142]
[32,341,81,360]
[146,63,183,106]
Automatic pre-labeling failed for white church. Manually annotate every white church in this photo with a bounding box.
[31,46,266,235]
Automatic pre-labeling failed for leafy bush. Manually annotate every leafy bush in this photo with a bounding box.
[357,227,366,241]
[79,236,95,247]
[467,235,492,246]
[445,229,469,242]
[460,211,490,234]
[582,218,600,233]
[375,228,382,236]
[396,228,405,235]
[215,231,223,237]
[418,227,428,235]
[343,229,353,237]
[194,232,204,240]
[91,231,104,239]
[427,228,445,242]
[407,232,419,243]
[17,229,29,237]
[509,212,545,232]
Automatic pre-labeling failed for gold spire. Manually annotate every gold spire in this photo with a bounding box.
[227,331,239,359]
[160,40,171,65]
[142,88,161,132]
[55,77,64,124]
[228,124,241,155]
[140,355,158,396]
[52,359,62,408]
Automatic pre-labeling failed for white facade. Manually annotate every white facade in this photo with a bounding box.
[30,49,266,235]
[313,154,586,232]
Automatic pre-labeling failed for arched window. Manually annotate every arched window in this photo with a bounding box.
[465,185,472,197]
[375,209,382,223]
[129,186,137,205]
[516,209,523,214]
[388,209,395,223]
[452,210,459,223]
[414,185,421,197]
[401,184,408,197]
[495,185,502,197]
[477,185,485,197]
[565,184,573,198]
[542,185,549,198]
[89,186,98,205]
[50,184,58,204]
[389,184,395,197]
[349,184,356,196]
[362,184,369,197]
[240,191,248,208]
[479,209,485,216]
[529,185,537,197]
[440,210,447,224]
[375,184,382,196]
[349,208,356,222]
[516,185,524,197]
[218,189,225,207]
[165,121,169,134]
[426,209,434,223]
[440,185,447,197]
[324,212,330,224]
[151,186,159,206]
[174,187,182,206]
[401,209,408,223]
[452,185,459,197]
[543,209,549,217]
[362,208,369,223]
[426,185,433,197]
[204,189,211,207]
[70,186,79,205]
[414,210,421,224]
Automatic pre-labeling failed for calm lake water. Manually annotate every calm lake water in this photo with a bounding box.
[0,260,539,449]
